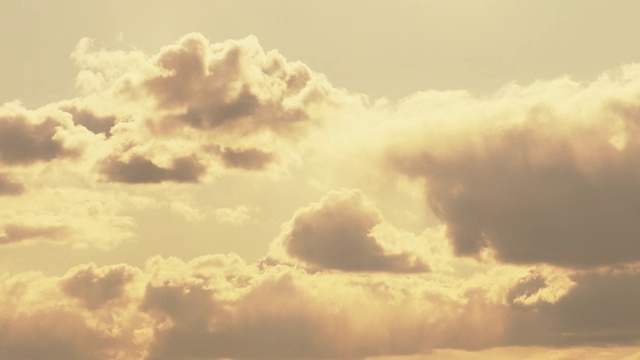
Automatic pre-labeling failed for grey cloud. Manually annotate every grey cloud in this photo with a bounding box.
[393,114,640,269]
[0,116,75,165]
[64,107,116,136]
[101,155,206,184]
[283,191,429,273]
[504,269,640,347]
[0,223,68,245]
[61,264,136,310]
[216,147,274,170]
[139,34,315,136]
[0,173,24,196]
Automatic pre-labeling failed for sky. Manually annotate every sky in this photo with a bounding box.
[2,1,640,359]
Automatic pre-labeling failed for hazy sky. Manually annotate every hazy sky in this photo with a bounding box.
[2,1,640,359]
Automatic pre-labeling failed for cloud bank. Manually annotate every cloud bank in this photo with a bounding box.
[2,33,640,359]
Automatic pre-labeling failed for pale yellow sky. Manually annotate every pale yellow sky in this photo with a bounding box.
[4,0,640,105]
[2,1,640,359]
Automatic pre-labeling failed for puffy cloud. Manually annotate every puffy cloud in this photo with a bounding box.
[0,173,24,196]
[63,107,116,136]
[137,33,318,136]
[62,32,351,187]
[0,271,148,360]
[275,190,430,273]
[0,115,76,165]
[389,68,640,268]
[4,251,637,359]
[139,255,507,359]
[61,263,139,310]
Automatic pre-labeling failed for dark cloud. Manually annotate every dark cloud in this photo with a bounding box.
[0,116,75,165]
[61,264,136,310]
[0,173,24,196]
[0,223,68,245]
[138,34,315,136]
[393,114,640,269]
[283,191,429,273]
[64,107,116,136]
[505,268,640,347]
[216,147,274,170]
[100,155,206,184]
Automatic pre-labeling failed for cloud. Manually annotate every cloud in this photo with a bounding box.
[503,266,640,347]
[139,255,505,359]
[0,188,139,249]
[389,69,640,268]
[0,271,147,360]
[100,154,206,183]
[61,263,139,310]
[216,147,274,170]
[276,190,430,273]
[63,107,116,136]
[7,251,633,359]
[0,310,116,360]
[63,32,350,186]
[137,33,318,136]
[0,115,76,165]
[0,173,24,196]
[0,223,69,245]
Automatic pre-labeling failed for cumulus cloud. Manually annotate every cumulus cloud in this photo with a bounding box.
[139,255,505,359]
[275,190,430,273]
[137,33,318,136]
[389,68,640,268]
[61,263,139,310]
[6,30,640,359]
[0,271,147,360]
[62,32,350,188]
[63,107,116,136]
[1,251,636,359]
[0,115,76,165]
